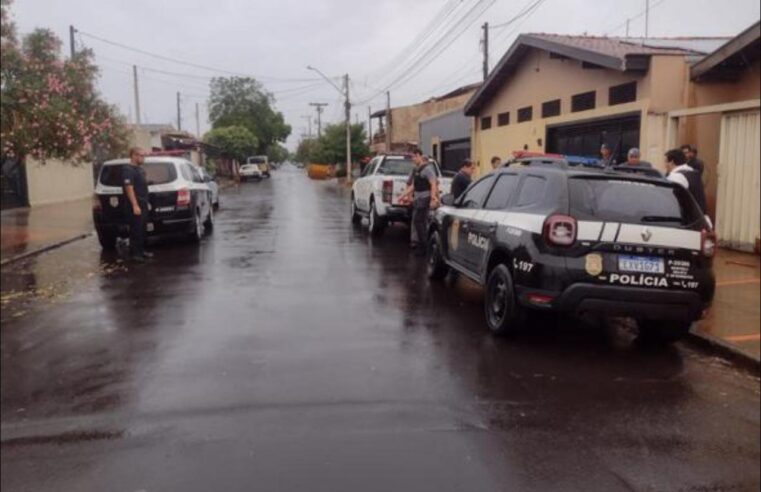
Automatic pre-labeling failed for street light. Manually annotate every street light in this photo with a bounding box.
[307,66,352,184]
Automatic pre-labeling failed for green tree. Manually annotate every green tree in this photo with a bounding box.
[1,0,128,163]
[203,125,258,163]
[317,123,370,166]
[208,77,291,155]
[295,137,322,164]
[265,143,288,164]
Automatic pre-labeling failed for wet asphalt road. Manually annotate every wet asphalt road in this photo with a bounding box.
[1,165,759,491]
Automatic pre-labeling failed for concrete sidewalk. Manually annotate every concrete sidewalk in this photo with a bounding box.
[1,198,93,263]
[695,248,760,360]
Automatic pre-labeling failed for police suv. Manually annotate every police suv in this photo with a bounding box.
[426,158,716,343]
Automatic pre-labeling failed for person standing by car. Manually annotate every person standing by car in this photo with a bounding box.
[665,149,708,213]
[491,156,502,170]
[123,147,152,262]
[451,159,475,199]
[598,143,617,167]
[400,149,439,255]
[681,144,705,176]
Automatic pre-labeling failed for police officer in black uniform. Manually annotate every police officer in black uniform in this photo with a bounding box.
[123,147,153,262]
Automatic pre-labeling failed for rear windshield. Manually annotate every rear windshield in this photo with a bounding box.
[248,157,266,164]
[99,162,177,187]
[378,158,415,176]
[569,178,704,226]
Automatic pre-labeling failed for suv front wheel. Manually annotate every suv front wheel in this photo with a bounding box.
[427,231,448,281]
[485,264,526,336]
[637,320,692,344]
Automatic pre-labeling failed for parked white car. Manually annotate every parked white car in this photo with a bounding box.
[239,163,263,181]
[350,154,452,236]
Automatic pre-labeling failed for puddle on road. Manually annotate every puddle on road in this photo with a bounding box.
[1,239,129,323]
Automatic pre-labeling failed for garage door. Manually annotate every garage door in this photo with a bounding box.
[716,110,761,252]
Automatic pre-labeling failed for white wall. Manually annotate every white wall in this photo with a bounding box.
[25,157,94,206]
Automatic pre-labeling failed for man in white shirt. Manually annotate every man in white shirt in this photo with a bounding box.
[664,148,708,214]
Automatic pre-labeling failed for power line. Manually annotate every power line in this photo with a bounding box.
[489,0,546,29]
[78,29,324,83]
[603,0,668,36]
[355,0,496,104]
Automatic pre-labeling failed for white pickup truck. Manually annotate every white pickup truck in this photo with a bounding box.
[351,154,452,236]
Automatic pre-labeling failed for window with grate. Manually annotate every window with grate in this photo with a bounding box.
[497,112,510,126]
[609,82,637,105]
[571,91,596,112]
[541,99,561,118]
[517,106,533,123]
[481,116,492,130]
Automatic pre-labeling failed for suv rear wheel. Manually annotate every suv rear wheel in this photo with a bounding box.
[350,195,361,226]
[189,209,203,243]
[637,320,692,344]
[427,231,448,281]
[203,206,214,235]
[368,200,384,237]
[485,264,526,336]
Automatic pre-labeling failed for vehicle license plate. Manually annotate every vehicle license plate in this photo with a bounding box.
[618,255,664,274]
[146,222,154,232]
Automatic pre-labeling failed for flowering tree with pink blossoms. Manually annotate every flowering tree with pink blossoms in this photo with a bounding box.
[1,0,128,164]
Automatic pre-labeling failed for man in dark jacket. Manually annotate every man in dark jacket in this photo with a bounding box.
[451,159,475,200]
[681,144,705,176]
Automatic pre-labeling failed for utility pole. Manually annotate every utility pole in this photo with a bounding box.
[301,115,312,138]
[344,74,352,183]
[176,92,181,131]
[132,65,141,125]
[644,0,650,38]
[195,102,200,137]
[482,22,489,81]
[368,106,373,146]
[309,102,328,137]
[69,25,76,58]
[626,19,630,37]
[385,91,391,152]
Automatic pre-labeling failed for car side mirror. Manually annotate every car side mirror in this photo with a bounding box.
[441,193,455,207]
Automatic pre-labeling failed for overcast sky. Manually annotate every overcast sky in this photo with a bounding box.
[10,0,761,150]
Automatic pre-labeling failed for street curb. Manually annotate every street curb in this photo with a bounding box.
[685,329,760,373]
[0,232,93,267]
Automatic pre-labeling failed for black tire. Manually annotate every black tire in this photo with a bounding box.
[97,230,117,250]
[484,264,526,336]
[350,195,361,225]
[637,320,692,344]
[188,209,203,243]
[368,200,385,237]
[203,206,214,235]
[427,231,448,281]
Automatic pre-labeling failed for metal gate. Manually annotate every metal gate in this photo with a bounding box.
[716,110,761,252]
[440,139,471,173]
[1,158,28,210]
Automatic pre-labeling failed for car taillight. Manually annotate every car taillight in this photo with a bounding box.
[701,229,716,258]
[382,180,393,203]
[543,214,577,247]
[92,194,102,211]
[177,188,191,207]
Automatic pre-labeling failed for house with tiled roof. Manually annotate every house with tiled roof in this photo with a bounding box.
[465,33,728,172]
[465,23,759,251]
